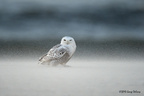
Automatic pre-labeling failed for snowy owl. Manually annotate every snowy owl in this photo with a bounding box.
[38,36,76,66]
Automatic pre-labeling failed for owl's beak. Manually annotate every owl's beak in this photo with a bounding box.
[66,41,70,44]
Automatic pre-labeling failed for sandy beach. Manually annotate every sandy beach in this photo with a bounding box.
[0,57,143,96]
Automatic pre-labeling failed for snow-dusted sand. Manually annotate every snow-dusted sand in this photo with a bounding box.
[0,57,144,96]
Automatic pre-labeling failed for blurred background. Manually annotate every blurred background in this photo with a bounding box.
[0,0,144,59]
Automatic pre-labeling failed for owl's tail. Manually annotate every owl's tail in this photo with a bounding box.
[38,54,48,64]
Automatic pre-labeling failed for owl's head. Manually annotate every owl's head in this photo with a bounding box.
[61,36,76,47]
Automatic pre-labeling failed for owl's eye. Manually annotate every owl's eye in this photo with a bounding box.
[69,39,72,41]
[63,39,66,41]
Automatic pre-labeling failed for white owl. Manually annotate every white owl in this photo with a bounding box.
[39,36,76,66]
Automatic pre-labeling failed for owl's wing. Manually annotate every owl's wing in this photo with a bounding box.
[39,44,69,64]
[47,44,68,59]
